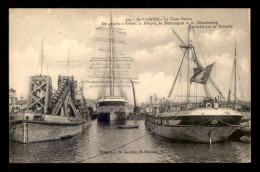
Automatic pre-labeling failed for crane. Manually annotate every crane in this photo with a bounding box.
[130,79,140,113]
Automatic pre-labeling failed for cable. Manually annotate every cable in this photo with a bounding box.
[192,28,207,67]
[74,115,180,162]
[236,61,244,101]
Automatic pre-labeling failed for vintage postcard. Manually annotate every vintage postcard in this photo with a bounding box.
[9,8,251,163]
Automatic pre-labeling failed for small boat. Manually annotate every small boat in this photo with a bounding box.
[118,125,139,129]
[240,136,251,143]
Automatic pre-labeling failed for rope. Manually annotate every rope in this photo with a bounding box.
[173,55,186,102]
[213,63,216,97]
[180,65,182,102]
[236,62,244,101]
[192,28,207,67]
[207,80,215,98]
[172,71,181,102]
[228,61,235,99]
[75,115,180,162]
[229,90,243,104]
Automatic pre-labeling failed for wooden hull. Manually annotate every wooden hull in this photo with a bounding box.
[145,119,238,143]
[9,113,91,143]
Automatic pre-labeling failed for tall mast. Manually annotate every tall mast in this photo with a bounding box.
[41,37,44,76]
[110,12,114,96]
[68,48,70,74]
[88,11,138,98]
[81,79,84,100]
[186,25,191,102]
[56,48,78,75]
[234,36,237,104]
[130,80,137,108]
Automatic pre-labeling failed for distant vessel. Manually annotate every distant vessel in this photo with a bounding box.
[227,37,251,112]
[145,25,243,143]
[9,41,91,143]
[89,12,137,122]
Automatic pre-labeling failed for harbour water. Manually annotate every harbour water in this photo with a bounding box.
[9,119,251,163]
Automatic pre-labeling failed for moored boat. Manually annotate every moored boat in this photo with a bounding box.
[145,25,243,143]
[97,96,129,122]
[145,101,242,143]
[89,12,138,122]
[9,75,91,143]
[9,112,90,143]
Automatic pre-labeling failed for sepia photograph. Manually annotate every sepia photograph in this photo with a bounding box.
[9,8,251,163]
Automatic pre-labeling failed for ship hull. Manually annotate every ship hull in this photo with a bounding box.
[156,115,242,126]
[145,108,242,143]
[9,113,91,143]
[97,111,128,122]
[145,119,238,143]
[156,108,242,125]
[96,103,129,122]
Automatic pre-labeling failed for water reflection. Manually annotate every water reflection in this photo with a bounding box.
[148,129,250,163]
[9,119,251,163]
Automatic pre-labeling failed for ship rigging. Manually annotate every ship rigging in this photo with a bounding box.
[88,12,138,122]
[167,25,224,107]
[145,25,243,143]
[88,12,138,99]
[227,36,250,111]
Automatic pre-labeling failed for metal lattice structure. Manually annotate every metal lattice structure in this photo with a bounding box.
[27,76,52,114]
[27,75,83,117]
[50,75,79,117]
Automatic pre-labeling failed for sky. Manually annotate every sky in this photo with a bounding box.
[9,8,251,105]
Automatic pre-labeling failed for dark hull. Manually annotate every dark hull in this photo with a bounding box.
[91,113,97,120]
[97,113,110,122]
[97,111,128,122]
[152,115,242,126]
[145,109,243,143]
[145,119,238,143]
[118,125,139,129]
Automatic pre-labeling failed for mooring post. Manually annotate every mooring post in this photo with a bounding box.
[26,116,29,143]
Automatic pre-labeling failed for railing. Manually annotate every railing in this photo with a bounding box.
[98,96,126,100]
[152,102,240,113]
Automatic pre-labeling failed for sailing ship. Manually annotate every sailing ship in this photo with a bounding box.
[227,38,251,112]
[89,12,137,122]
[9,41,91,143]
[226,38,251,139]
[145,25,243,143]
